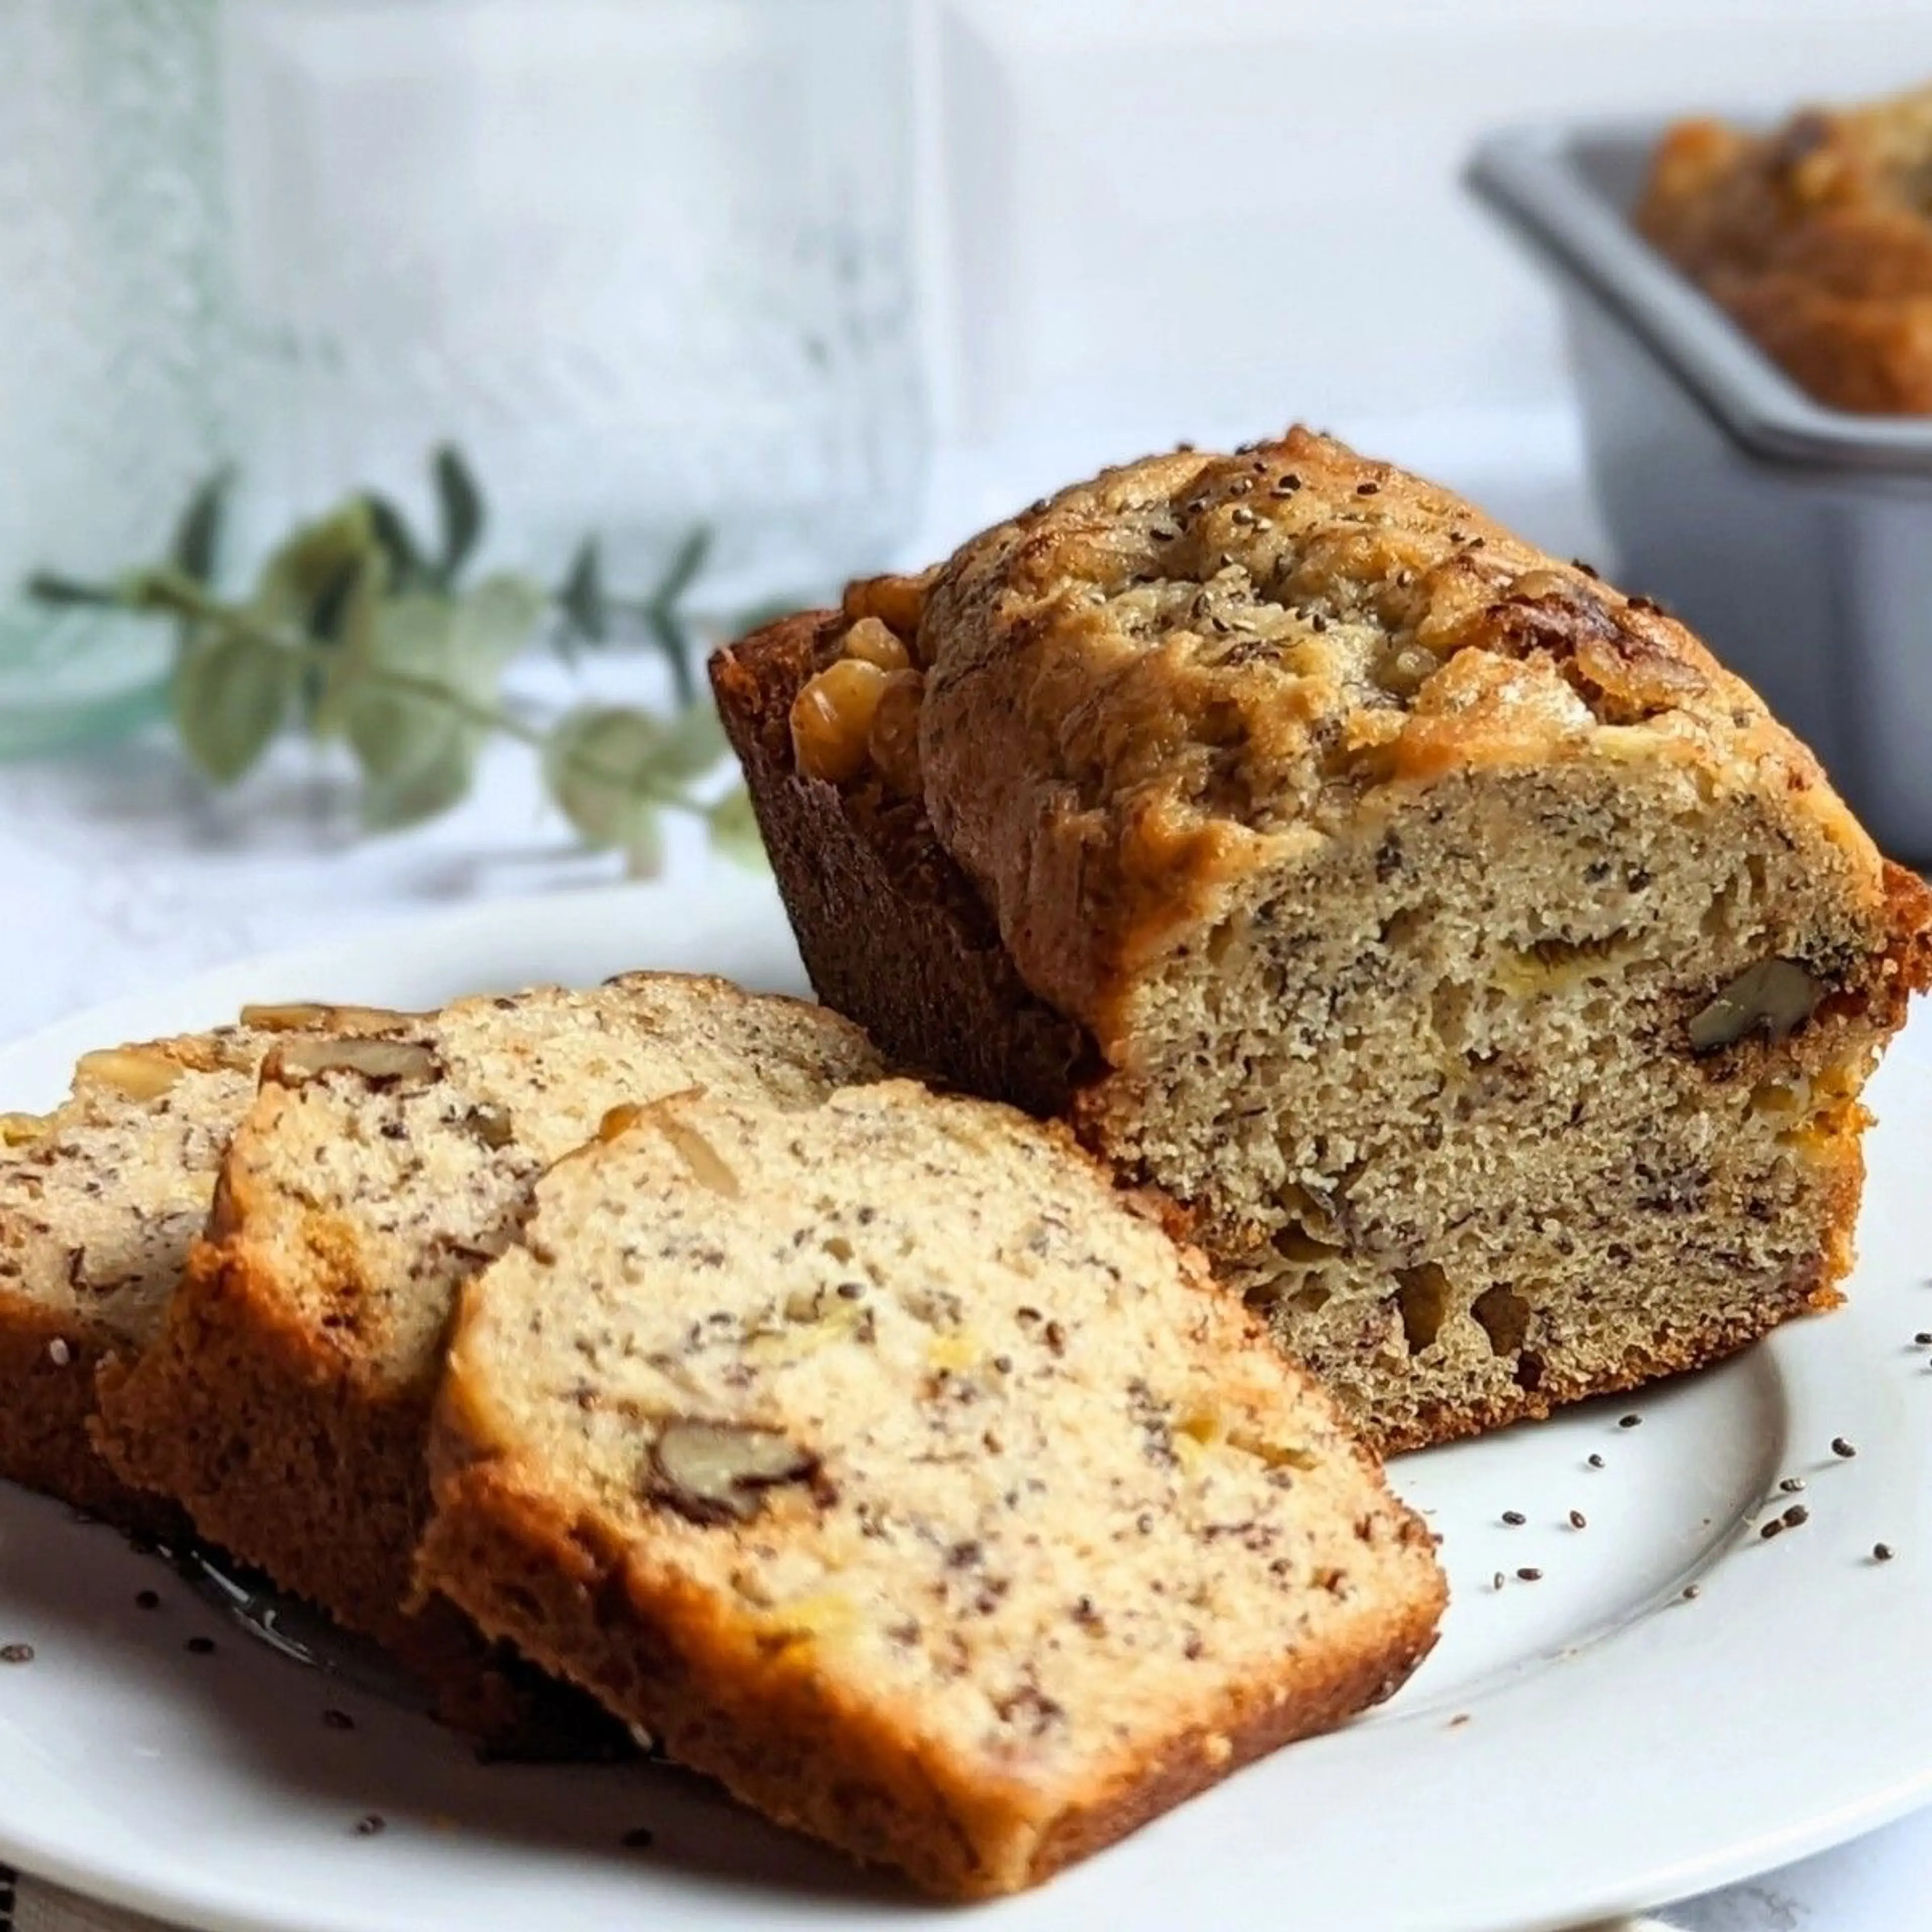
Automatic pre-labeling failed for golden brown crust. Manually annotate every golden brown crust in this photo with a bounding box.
[914,428,1870,1043]
[0,1293,183,1530]
[424,1400,1441,1900]
[96,1228,443,1649]
[1637,86,1932,413]
[711,617,1091,1117]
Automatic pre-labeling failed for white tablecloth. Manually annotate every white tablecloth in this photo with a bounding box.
[2,411,1925,1932]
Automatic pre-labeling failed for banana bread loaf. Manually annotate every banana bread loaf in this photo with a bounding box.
[1637,82,1932,414]
[420,1081,1444,1897]
[95,976,887,1655]
[712,428,1932,1452]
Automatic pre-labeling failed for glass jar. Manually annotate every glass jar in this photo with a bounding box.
[218,0,928,612]
[0,0,228,755]
[0,0,928,756]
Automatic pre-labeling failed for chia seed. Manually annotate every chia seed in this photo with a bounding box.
[1,1643,34,1664]
[1832,1437,1858,1458]
[1501,1510,1525,1526]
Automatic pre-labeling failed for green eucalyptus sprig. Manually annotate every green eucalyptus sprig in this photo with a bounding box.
[28,448,765,875]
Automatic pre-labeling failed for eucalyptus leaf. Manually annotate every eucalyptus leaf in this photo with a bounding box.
[255,503,379,635]
[449,575,546,685]
[24,572,117,607]
[433,445,485,586]
[121,566,210,620]
[648,525,712,614]
[542,705,675,851]
[651,700,728,781]
[170,469,231,587]
[172,627,297,784]
[307,555,366,644]
[704,787,767,869]
[365,494,425,590]
[622,808,666,879]
[305,556,383,736]
[645,606,697,707]
[557,536,608,651]
[360,726,478,831]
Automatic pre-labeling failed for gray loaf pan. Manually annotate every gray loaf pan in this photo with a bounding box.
[1468,121,1932,865]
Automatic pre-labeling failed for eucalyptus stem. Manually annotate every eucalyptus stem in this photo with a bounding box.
[28,451,759,871]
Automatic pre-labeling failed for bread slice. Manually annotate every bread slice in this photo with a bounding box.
[95,976,887,1659]
[712,427,1932,1453]
[0,1008,399,1522]
[420,1080,1444,1898]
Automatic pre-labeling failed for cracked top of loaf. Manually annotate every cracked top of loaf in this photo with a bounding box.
[1636,82,1932,414]
[913,427,1894,1035]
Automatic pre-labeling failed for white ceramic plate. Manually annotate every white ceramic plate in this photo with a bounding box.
[3,874,1929,1932]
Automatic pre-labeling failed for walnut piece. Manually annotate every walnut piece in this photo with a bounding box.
[649,1420,819,1524]
[270,1036,441,1087]
[240,1001,417,1033]
[75,1047,184,1102]
[1688,958,1824,1053]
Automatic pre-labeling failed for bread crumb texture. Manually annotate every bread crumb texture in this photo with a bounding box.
[93,976,887,1646]
[713,427,1932,1450]
[0,1012,392,1517]
[423,1080,1444,1898]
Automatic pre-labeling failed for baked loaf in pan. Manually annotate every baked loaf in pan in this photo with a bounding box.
[94,977,887,1658]
[0,1008,393,1525]
[421,1080,1443,1898]
[713,427,1932,1452]
[1638,82,1932,414]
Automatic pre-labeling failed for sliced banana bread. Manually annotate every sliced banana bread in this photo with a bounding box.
[95,976,887,1655]
[713,428,1932,1452]
[421,1081,1444,1898]
[0,1008,397,1522]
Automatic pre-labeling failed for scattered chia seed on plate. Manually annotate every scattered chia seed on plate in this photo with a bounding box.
[1501,1510,1526,1526]
[1569,1510,1587,1530]
[1,1643,34,1664]
[1516,1567,1543,1582]
[1832,1436,1858,1458]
